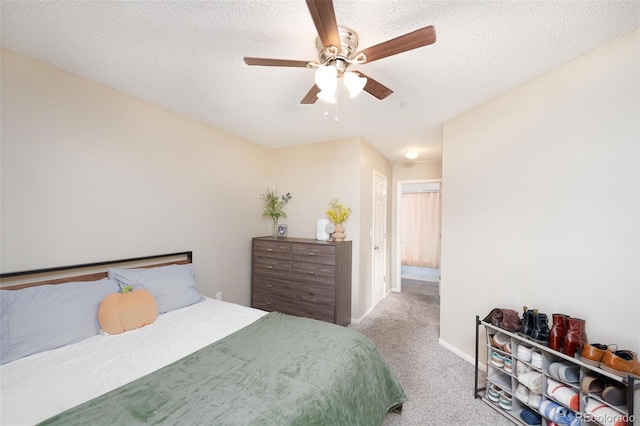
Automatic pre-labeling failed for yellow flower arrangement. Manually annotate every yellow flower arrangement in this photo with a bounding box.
[326,198,351,224]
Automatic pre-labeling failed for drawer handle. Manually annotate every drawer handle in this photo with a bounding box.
[308,293,315,296]
[308,252,315,256]
[266,284,273,288]
[266,301,272,305]
[267,248,274,252]
[308,272,315,275]
[266,265,273,269]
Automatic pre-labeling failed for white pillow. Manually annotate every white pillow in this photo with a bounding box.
[107,264,203,314]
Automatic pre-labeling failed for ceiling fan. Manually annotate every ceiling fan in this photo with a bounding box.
[244,0,436,104]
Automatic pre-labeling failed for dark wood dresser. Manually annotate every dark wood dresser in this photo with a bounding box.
[251,237,352,326]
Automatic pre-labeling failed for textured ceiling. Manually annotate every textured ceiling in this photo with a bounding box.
[2,1,639,164]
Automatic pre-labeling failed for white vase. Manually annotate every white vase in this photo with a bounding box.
[316,219,330,240]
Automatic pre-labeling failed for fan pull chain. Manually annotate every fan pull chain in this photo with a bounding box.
[334,100,338,123]
[324,102,329,117]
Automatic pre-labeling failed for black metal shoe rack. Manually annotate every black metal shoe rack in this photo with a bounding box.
[474,315,637,426]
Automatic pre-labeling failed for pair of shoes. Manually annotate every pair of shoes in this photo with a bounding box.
[581,373,605,395]
[491,332,512,353]
[520,408,542,425]
[487,384,501,402]
[602,384,626,406]
[518,371,543,393]
[499,392,512,411]
[539,399,577,425]
[516,360,532,377]
[600,349,640,379]
[531,351,543,369]
[490,351,505,368]
[527,391,541,409]
[549,361,579,383]
[585,397,628,426]
[518,344,533,361]
[515,384,529,403]
[531,311,550,345]
[546,378,579,410]
[504,357,513,373]
[581,343,617,366]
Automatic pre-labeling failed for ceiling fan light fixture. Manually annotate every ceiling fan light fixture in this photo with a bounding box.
[405,150,419,160]
[314,65,337,91]
[317,88,337,104]
[344,71,367,98]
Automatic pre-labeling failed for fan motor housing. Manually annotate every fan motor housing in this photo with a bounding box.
[316,26,359,63]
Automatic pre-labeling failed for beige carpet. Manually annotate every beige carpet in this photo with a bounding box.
[349,279,512,426]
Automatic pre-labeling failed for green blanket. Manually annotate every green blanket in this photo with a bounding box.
[40,312,406,425]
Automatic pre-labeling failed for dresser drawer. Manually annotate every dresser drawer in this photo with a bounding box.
[253,240,290,260]
[252,276,335,323]
[252,256,290,279]
[291,243,336,265]
[290,261,335,286]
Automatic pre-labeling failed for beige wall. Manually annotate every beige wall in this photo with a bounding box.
[440,30,639,363]
[0,49,270,305]
[390,161,442,291]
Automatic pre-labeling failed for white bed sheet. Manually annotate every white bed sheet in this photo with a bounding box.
[0,298,267,426]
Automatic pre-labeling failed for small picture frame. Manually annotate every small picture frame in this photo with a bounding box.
[277,224,288,237]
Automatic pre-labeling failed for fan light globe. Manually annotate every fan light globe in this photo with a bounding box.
[315,66,337,90]
[317,89,337,104]
[405,151,419,160]
[344,71,367,98]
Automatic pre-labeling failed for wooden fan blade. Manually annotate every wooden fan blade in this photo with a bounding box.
[357,26,436,64]
[306,0,340,50]
[301,85,320,104]
[353,71,394,100]
[244,57,313,67]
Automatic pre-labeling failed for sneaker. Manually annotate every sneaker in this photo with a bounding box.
[487,384,501,402]
[515,384,530,404]
[520,408,542,425]
[519,371,543,393]
[499,392,512,411]
[518,344,533,362]
[528,391,541,409]
[516,360,532,377]
[490,351,505,368]
[531,351,543,369]
[491,332,510,350]
[547,378,579,411]
[504,357,513,373]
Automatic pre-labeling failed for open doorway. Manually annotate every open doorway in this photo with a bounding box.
[395,179,441,293]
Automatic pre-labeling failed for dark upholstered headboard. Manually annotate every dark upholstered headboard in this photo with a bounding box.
[0,252,193,290]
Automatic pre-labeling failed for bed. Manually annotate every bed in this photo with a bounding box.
[0,252,406,425]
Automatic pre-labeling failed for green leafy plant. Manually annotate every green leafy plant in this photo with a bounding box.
[326,198,351,224]
[259,185,292,236]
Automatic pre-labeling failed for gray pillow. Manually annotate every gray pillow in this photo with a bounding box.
[0,278,119,365]
[107,263,203,314]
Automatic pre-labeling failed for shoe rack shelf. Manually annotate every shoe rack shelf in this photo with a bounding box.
[474,316,638,426]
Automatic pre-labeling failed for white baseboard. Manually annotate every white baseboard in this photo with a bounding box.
[351,305,374,325]
[438,337,487,372]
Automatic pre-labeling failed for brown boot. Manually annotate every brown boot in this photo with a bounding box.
[562,317,588,357]
[548,313,569,351]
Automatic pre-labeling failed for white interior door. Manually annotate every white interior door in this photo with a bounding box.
[372,171,387,307]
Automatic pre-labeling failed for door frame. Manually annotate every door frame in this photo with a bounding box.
[393,178,442,292]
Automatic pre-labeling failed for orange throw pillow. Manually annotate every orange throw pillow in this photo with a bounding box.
[98,287,157,335]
